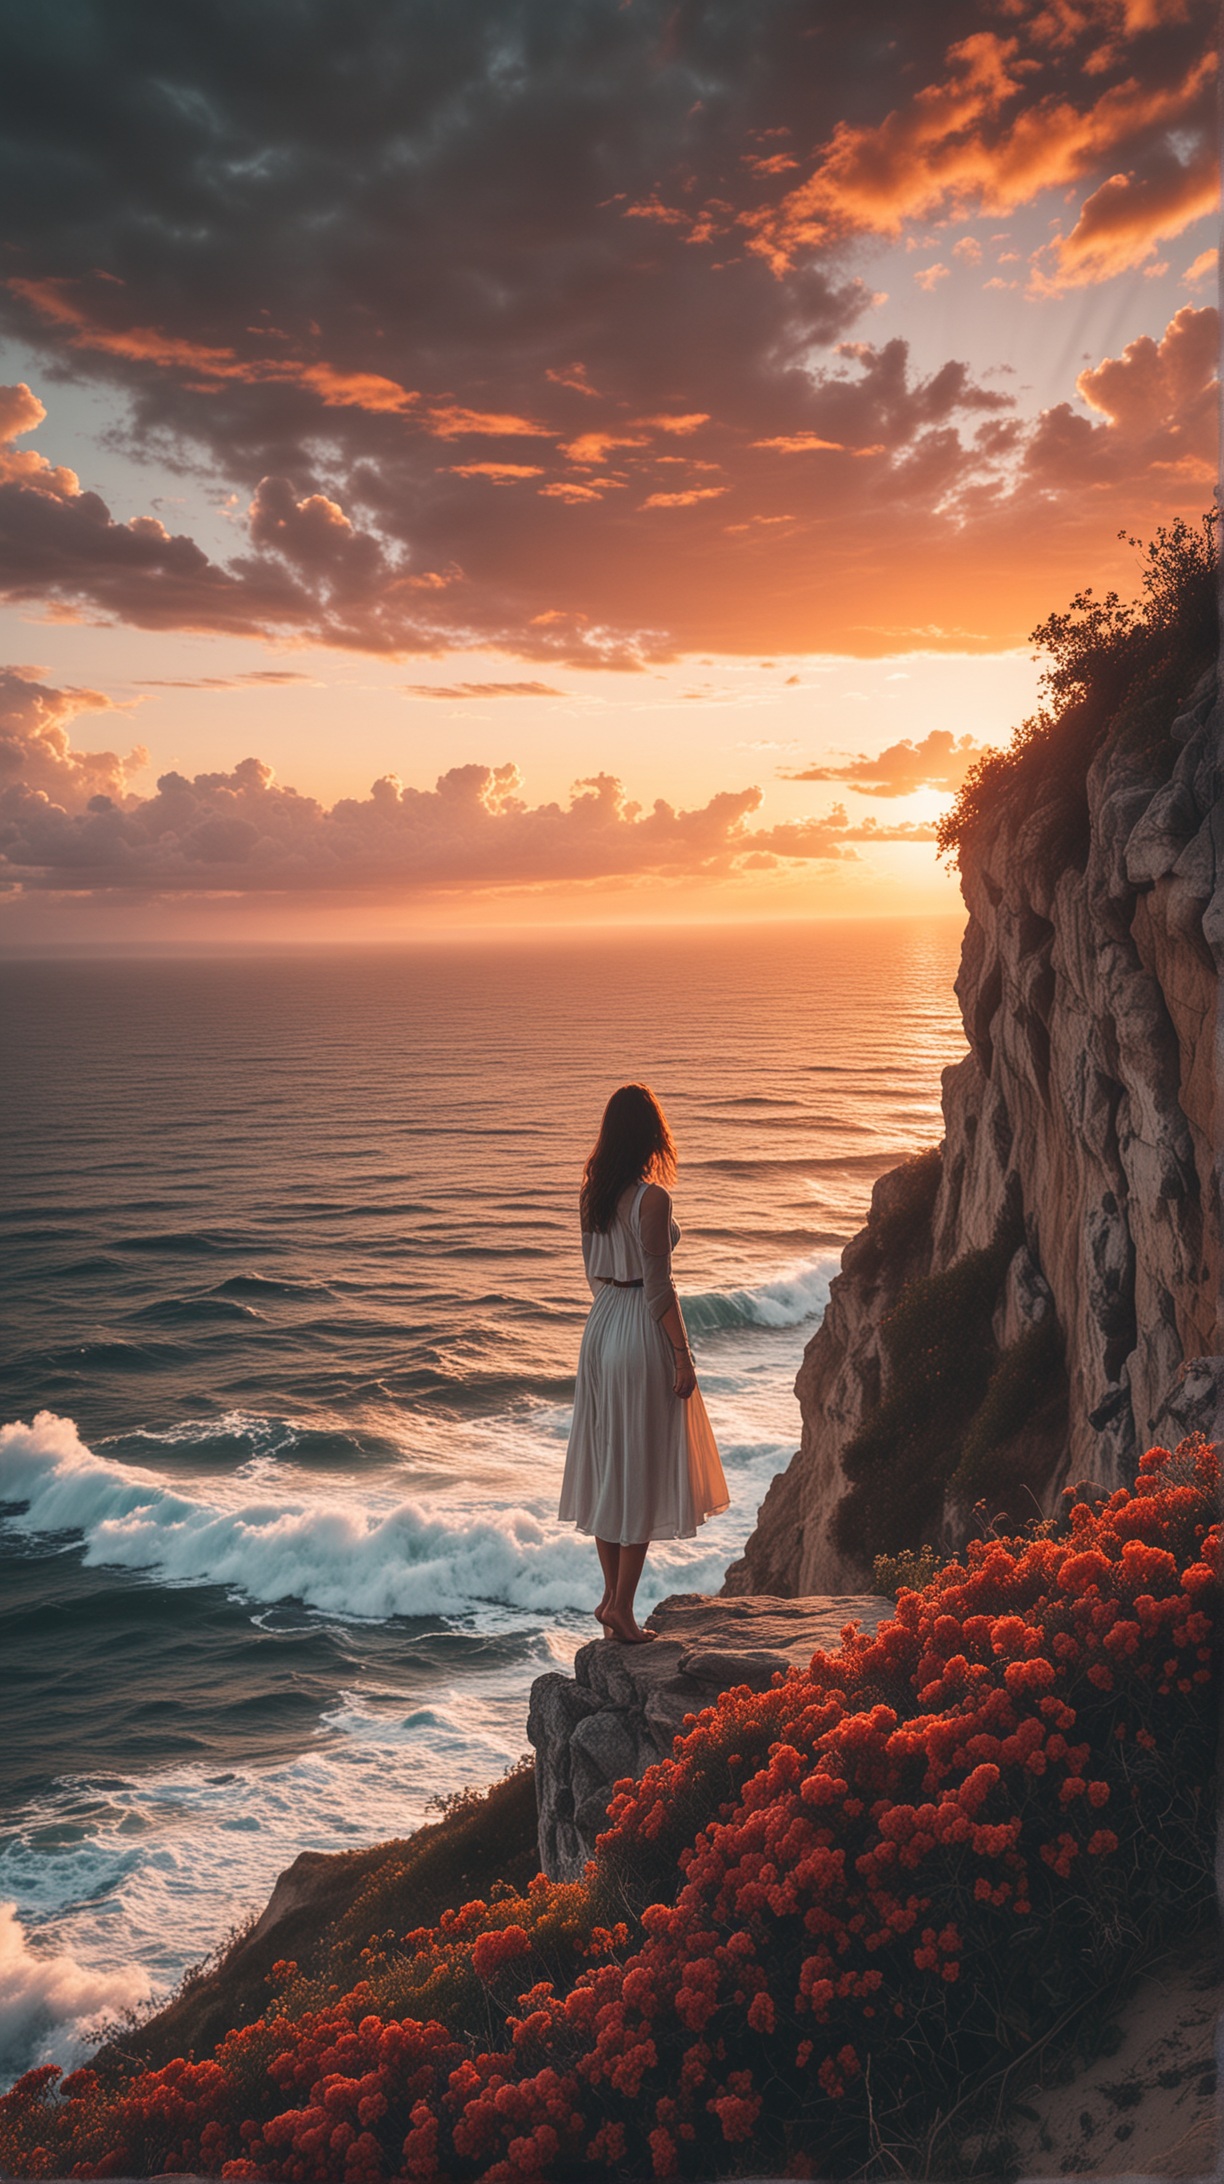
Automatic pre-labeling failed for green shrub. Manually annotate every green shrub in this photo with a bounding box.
[938,513,1219,876]
[869,1145,942,1269]
[833,1203,1023,1563]
[951,1319,1066,1508]
[872,1544,942,1598]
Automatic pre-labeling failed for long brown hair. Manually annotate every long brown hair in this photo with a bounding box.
[580,1083,677,1233]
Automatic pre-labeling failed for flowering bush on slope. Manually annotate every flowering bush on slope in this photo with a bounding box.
[1,1437,1216,2183]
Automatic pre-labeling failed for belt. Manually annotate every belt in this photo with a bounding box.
[606,1277,643,1288]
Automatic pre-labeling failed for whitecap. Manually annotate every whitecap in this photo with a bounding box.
[681,1251,837,1335]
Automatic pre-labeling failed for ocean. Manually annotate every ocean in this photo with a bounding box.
[0,916,967,2084]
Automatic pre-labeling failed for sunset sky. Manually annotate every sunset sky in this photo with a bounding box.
[0,0,1217,941]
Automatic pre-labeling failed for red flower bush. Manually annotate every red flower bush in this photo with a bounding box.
[1,1437,1216,2182]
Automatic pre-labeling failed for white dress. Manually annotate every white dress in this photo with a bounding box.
[558,1179,729,1544]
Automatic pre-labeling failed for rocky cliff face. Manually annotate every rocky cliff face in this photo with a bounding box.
[725,670,1222,1598]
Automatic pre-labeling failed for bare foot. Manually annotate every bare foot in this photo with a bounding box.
[604,1605,656,1644]
[594,1590,612,1626]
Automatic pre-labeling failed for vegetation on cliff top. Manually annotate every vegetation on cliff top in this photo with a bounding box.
[937,511,1219,873]
[2,1437,1216,2182]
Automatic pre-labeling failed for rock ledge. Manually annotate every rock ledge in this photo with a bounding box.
[527,1591,889,1880]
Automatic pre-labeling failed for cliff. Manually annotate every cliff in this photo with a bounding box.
[726,663,1222,1597]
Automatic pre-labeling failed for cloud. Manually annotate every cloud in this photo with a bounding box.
[0,672,932,898]
[0,1,1213,663]
[0,285,1212,661]
[562,433,648,466]
[135,671,318,688]
[399,681,567,699]
[784,728,989,798]
[424,405,550,439]
[635,413,710,435]
[752,433,845,453]
[1023,303,1216,492]
[1035,147,1219,287]
[446,463,545,481]
[733,22,1215,274]
[0,666,147,807]
[8,280,423,416]
[546,364,601,397]
[640,486,728,508]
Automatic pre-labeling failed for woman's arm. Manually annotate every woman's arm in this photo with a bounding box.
[580,1227,599,1299]
[640,1183,696,1399]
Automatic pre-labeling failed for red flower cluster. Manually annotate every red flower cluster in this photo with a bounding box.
[1,1437,1216,2183]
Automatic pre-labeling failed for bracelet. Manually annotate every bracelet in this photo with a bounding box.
[671,1341,692,1357]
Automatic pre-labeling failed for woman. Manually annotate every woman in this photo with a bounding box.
[558,1083,729,1643]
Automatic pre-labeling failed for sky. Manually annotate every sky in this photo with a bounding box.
[0,0,1217,943]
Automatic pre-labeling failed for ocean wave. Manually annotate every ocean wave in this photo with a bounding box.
[213,1274,335,1300]
[131,1296,265,1325]
[0,1412,741,1621]
[0,1900,150,2087]
[33,1338,195,1373]
[110,1231,249,1256]
[681,1254,837,1335]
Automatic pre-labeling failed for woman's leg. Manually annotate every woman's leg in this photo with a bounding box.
[594,1537,620,1625]
[604,1541,654,1643]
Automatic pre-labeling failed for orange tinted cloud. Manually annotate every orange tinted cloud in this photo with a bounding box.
[399,680,566,698]
[8,280,422,415]
[1036,149,1219,286]
[1074,301,1215,445]
[426,405,550,438]
[562,432,647,464]
[137,671,318,689]
[734,35,1215,272]
[635,413,710,434]
[640,486,728,508]
[546,363,601,396]
[0,684,932,899]
[0,664,146,808]
[784,729,988,798]
[447,462,545,480]
[0,288,1212,666]
[752,433,845,452]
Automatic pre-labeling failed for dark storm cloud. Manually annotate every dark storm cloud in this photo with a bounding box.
[0,0,1215,658]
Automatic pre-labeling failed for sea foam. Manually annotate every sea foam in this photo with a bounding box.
[0,1901,150,2086]
[0,1412,738,1621]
